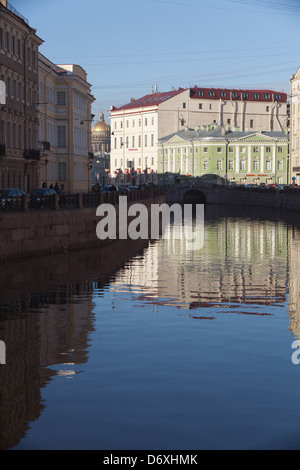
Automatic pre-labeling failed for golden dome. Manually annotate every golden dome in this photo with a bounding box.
[92,111,111,133]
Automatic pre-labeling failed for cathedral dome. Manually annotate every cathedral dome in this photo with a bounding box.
[92,111,111,133]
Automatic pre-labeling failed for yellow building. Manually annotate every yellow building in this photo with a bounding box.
[38,55,95,193]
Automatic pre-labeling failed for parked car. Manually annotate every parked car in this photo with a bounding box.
[128,186,139,191]
[0,188,26,210]
[102,185,118,193]
[118,186,130,193]
[29,188,56,208]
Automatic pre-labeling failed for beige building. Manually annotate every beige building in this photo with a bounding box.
[109,86,288,177]
[38,55,95,193]
[0,0,43,191]
[290,67,300,183]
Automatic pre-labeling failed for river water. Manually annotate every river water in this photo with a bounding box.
[1,205,300,450]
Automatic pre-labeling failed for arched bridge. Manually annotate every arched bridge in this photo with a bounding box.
[165,181,222,205]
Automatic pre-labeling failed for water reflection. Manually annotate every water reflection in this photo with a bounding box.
[2,205,300,449]
[111,206,289,314]
[0,238,149,450]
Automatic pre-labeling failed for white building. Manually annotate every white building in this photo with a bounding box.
[109,86,288,178]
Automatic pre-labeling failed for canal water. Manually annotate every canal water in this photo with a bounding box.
[1,205,300,450]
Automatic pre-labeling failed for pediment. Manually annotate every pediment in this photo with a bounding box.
[230,133,277,143]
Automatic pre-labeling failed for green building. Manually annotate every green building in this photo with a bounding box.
[158,125,289,185]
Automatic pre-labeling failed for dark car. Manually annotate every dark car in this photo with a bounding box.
[0,188,26,210]
[102,185,118,193]
[118,186,130,193]
[29,188,56,209]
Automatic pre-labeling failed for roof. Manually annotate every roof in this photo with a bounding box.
[159,127,289,143]
[190,87,287,103]
[110,89,186,112]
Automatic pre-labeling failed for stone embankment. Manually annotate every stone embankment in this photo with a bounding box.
[0,188,165,260]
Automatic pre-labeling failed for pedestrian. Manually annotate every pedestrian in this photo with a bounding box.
[59,184,66,208]
[54,182,59,193]
[42,182,47,188]
[49,184,54,189]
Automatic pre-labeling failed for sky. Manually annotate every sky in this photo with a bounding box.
[11,0,300,125]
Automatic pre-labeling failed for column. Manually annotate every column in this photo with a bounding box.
[247,146,251,173]
[260,146,264,173]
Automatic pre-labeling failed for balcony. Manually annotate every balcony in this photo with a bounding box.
[39,141,51,151]
[23,148,40,160]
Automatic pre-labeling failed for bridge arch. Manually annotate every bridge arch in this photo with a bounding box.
[182,189,206,205]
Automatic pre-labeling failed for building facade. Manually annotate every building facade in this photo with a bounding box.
[109,87,288,178]
[290,67,300,184]
[158,126,289,185]
[38,56,95,193]
[0,0,43,191]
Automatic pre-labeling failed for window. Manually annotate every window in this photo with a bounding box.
[229,160,234,170]
[253,93,260,99]
[132,120,135,127]
[240,147,246,154]
[57,91,66,105]
[203,147,208,153]
[278,146,283,153]
[145,135,147,147]
[231,92,238,98]
[0,28,3,48]
[145,118,148,126]
[275,94,281,100]
[266,106,269,112]
[203,160,208,170]
[114,137,117,149]
[6,32,9,52]
[183,102,186,108]
[264,94,271,100]
[242,93,248,99]
[58,162,66,181]
[126,120,129,128]
[199,103,202,109]
[278,160,283,170]
[151,117,154,125]
[266,160,271,170]
[240,160,246,171]
[57,126,66,147]
[253,147,259,153]
[151,134,154,146]
[138,135,141,147]
[266,146,271,153]
[220,91,226,98]
[253,160,259,170]
[227,119,231,125]
[197,90,203,96]
[132,136,135,148]
[217,147,222,153]
[250,120,254,128]
[208,91,215,97]
[217,160,222,170]
[229,147,234,153]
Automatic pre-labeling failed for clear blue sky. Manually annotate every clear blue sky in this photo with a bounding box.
[12,0,300,124]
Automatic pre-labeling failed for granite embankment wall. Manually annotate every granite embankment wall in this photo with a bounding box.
[205,186,300,211]
[0,192,166,260]
[166,183,300,213]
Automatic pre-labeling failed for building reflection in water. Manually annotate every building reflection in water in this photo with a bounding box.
[2,204,300,449]
[0,238,149,450]
[111,207,289,313]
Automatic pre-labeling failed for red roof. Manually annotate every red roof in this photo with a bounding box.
[190,87,287,103]
[111,89,186,112]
